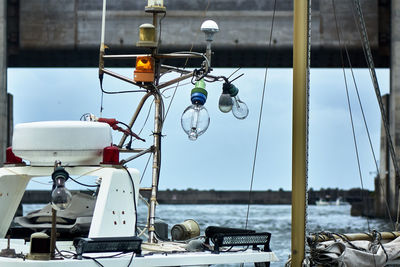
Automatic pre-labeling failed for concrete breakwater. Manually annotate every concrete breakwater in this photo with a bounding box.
[22,188,370,205]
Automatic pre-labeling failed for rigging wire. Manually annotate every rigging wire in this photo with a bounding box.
[332,0,371,232]
[351,0,399,229]
[161,82,192,96]
[351,0,399,180]
[140,153,152,184]
[138,100,155,136]
[244,0,277,229]
[339,9,394,228]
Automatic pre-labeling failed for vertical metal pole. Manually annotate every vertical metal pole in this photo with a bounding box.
[7,93,13,147]
[98,0,107,117]
[291,0,309,266]
[147,9,162,243]
[390,0,400,219]
[148,93,162,243]
[0,0,7,165]
[205,41,212,70]
[50,208,57,259]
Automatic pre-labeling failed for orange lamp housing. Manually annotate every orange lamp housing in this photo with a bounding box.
[134,56,155,83]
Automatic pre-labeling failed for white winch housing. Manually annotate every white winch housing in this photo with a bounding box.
[12,121,112,166]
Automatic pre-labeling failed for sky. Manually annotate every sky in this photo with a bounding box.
[7,67,389,191]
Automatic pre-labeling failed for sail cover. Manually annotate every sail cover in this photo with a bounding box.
[309,236,400,266]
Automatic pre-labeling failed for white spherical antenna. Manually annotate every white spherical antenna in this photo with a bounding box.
[201,20,219,33]
[201,20,219,42]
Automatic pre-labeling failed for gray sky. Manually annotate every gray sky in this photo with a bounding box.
[8,67,389,191]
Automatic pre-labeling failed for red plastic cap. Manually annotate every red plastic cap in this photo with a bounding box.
[5,147,23,164]
[101,146,120,165]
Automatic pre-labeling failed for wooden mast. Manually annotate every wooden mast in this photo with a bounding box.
[291,0,309,266]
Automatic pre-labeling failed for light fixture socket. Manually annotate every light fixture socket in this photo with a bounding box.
[145,0,166,13]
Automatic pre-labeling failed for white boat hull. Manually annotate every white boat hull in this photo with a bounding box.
[0,239,278,266]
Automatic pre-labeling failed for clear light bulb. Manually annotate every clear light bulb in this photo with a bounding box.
[232,95,249,120]
[51,177,72,211]
[218,93,233,113]
[181,104,210,141]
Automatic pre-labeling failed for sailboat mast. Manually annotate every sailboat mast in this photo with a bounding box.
[291,0,310,266]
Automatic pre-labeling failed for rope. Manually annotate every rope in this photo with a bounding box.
[352,0,400,229]
[332,0,371,232]
[244,0,277,229]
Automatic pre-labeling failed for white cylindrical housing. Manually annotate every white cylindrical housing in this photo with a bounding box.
[12,121,112,166]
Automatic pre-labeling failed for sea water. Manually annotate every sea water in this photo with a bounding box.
[24,203,392,266]
[138,204,392,266]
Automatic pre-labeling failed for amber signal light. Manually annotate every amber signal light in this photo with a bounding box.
[134,56,155,83]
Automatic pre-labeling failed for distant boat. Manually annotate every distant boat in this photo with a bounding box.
[315,197,349,206]
[315,199,330,206]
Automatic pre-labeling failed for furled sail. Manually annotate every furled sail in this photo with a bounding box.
[309,235,400,266]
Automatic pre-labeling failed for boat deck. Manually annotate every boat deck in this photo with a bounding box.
[0,238,279,266]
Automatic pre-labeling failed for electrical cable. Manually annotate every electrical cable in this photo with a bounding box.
[117,120,135,147]
[68,176,99,188]
[98,74,147,117]
[57,250,106,267]
[101,84,147,95]
[127,250,135,267]
[80,113,92,121]
[59,249,137,267]
[172,51,210,74]
[100,76,104,116]
[158,12,167,46]
[122,166,138,236]
[228,73,244,84]
[227,68,241,80]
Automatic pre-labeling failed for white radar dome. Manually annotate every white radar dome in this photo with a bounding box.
[200,20,219,33]
[12,121,112,166]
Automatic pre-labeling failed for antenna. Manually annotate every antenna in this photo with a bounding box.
[98,0,107,117]
[98,0,107,79]
[201,20,219,69]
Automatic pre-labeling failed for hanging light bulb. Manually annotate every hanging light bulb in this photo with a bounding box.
[232,94,249,120]
[181,79,210,141]
[218,83,233,113]
[51,166,72,211]
[221,82,249,120]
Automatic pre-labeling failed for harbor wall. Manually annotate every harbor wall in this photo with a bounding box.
[22,188,370,205]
